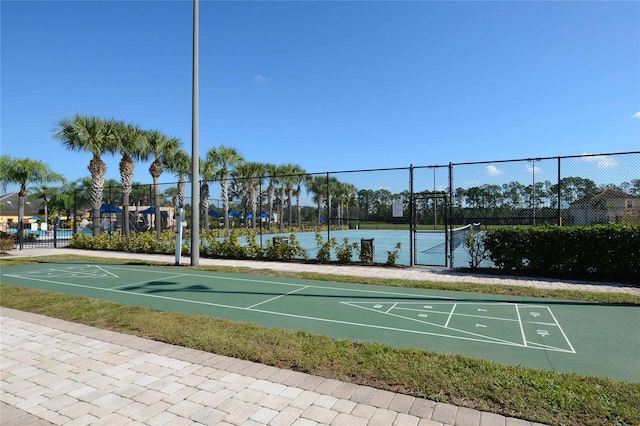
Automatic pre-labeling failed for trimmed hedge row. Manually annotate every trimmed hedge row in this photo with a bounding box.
[483,224,640,279]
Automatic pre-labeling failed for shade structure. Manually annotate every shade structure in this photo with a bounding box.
[27,216,42,221]
[246,212,271,219]
[139,206,168,217]
[90,204,123,214]
[228,210,242,218]
[208,209,222,217]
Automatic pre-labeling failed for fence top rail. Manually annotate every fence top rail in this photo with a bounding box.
[69,151,638,190]
[449,151,640,167]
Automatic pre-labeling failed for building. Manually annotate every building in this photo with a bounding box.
[568,189,640,225]
[0,192,46,232]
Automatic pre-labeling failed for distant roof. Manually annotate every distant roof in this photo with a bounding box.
[572,189,640,205]
[0,192,45,215]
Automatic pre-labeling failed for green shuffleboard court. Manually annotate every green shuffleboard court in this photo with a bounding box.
[1,261,638,382]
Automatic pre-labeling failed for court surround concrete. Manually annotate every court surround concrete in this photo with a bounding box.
[2,247,636,425]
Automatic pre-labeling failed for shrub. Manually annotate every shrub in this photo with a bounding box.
[315,233,337,263]
[0,234,15,252]
[219,231,247,259]
[483,224,640,279]
[464,227,490,269]
[244,234,265,259]
[266,234,308,260]
[386,242,402,266]
[335,237,359,263]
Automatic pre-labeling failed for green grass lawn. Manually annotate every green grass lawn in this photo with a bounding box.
[1,254,638,426]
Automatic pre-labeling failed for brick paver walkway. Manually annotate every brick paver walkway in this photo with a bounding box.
[3,247,635,425]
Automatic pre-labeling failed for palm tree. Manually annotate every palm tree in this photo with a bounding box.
[163,148,191,234]
[263,163,278,231]
[206,146,244,236]
[234,162,266,230]
[145,130,181,240]
[340,182,357,228]
[0,156,64,242]
[116,122,148,237]
[54,114,119,235]
[306,175,328,226]
[163,148,191,209]
[286,165,307,229]
[199,154,217,232]
[273,164,294,232]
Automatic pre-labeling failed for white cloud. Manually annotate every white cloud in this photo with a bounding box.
[486,165,502,176]
[578,154,619,169]
[631,112,640,119]
[254,75,266,83]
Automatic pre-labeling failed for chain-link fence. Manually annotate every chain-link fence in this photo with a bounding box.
[14,151,638,266]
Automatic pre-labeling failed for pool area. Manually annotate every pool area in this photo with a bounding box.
[5,229,92,238]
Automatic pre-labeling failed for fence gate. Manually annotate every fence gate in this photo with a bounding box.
[411,193,450,267]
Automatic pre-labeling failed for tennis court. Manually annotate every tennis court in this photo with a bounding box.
[1,261,638,382]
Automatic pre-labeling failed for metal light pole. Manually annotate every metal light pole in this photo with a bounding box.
[190,0,200,266]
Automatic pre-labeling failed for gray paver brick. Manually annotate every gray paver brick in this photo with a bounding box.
[431,402,458,425]
[368,408,398,426]
[388,393,415,414]
[221,402,260,424]
[268,406,304,426]
[167,399,204,417]
[480,411,506,426]
[331,398,357,414]
[298,375,326,391]
[331,412,368,425]
[409,398,436,418]
[289,390,320,410]
[259,393,292,411]
[191,406,228,425]
[146,410,178,426]
[455,406,482,426]
[349,385,377,404]
[236,388,267,404]
[368,389,396,409]
[217,397,245,414]
[301,405,338,424]
[350,403,377,420]
[251,407,279,423]
[506,418,533,426]
[393,412,420,426]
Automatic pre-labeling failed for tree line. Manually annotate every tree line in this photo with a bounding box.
[2,114,638,238]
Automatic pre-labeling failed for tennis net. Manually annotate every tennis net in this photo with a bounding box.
[420,223,481,253]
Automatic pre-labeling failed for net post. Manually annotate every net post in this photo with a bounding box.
[409,165,414,267]
[448,162,454,267]
[557,157,561,226]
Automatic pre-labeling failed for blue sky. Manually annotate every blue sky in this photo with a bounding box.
[1,0,639,195]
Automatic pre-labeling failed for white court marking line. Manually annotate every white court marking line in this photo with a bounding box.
[516,305,575,353]
[444,303,457,328]
[516,304,527,348]
[386,303,398,314]
[111,274,189,290]
[544,306,576,354]
[247,286,310,309]
[392,306,520,323]
[342,301,519,347]
[5,264,119,279]
[100,264,457,301]
[3,274,533,349]
[3,265,576,353]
